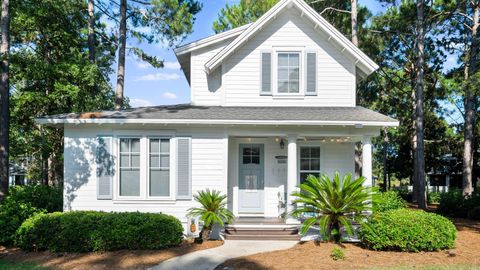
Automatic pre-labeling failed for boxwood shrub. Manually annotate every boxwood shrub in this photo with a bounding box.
[359,209,456,252]
[373,191,406,213]
[15,211,183,252]
[0,185,62,245]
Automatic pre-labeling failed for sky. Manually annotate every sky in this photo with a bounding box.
[115,0,415,108]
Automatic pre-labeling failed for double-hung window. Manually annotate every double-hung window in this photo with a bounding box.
[149,138,170,197]
[299,146,321,184]
[119,138,141,197]
[277,53,300,94]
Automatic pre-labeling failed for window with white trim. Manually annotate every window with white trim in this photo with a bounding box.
[299,146,321,184]
[149,138,170,197]
[277,52,300,93]
[119,138,141,196]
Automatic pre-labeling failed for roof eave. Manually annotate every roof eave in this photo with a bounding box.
[36,118,399,127]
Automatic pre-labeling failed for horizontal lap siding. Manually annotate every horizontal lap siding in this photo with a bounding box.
[223,8,355,107]
[191,41,231,106]
[63,127,227,228]
[321,143,355,177]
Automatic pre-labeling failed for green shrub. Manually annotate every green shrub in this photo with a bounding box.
[373,191,406,212]
[0,185,62,245]
[428,191,442,204]
[395,187,413,202]
[437,189,480,218]
[359,209,456,252]
[330,247,345,261]
[15,211,183,252]
[468,206,480,220]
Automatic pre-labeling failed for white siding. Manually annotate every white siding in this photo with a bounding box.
[192,8,356,107]
[63,126,228,230]
[190,39,232,106]
[320,142,355,177]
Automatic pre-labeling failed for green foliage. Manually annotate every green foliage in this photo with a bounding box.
[438,189,480,219]
[373,191,406,212]
[330,247,346,261]
[291,172,375,242]
[359,209,456,252]
[0,260,50,270]
[15,211,183,252]
[212,0,278,33]
[428,191,442,204]
[0,185,62,245]
[188,189,234,240]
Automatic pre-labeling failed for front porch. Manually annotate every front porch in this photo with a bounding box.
[226,133,373,224]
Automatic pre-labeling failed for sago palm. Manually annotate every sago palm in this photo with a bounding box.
[187,189,234,241]
[291,172,375,242]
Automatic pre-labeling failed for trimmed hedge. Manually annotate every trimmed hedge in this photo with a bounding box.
[359,209,456,252]
[15,211,183,252]
[0,185,62,245]
[373,191,406,213]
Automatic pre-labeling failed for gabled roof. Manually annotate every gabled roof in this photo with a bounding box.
[174,23,252,56]
[37,104,399,127]
[204,0,379,79]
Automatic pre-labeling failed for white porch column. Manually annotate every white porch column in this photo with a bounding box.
[286,134,300,224]
[362,136,373,187]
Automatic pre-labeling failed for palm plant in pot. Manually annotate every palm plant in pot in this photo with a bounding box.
[291,172,375,242]
[187,189,234,242]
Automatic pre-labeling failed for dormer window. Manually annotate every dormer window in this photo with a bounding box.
[277,53,300,94]
[260,50,317,97]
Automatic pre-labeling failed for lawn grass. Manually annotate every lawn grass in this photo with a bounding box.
[0,260,49,270]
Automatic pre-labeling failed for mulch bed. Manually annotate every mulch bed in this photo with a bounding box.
[0,239,223,270]
[216,219,480,270]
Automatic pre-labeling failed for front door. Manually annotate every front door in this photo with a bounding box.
[238,144,264,214]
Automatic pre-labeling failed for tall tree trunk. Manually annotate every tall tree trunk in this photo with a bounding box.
[351,0,358,46]
[115,0,127,110]
[88,0,96,63]
[382,127,389,191]
[415,0,427,210]
[463,1,479,196]
[0,0,10,202]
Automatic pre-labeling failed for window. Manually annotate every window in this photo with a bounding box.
[242,146,260,165]
[149,138,170,197]
[119,138,141,196]
[277,53,300,93]
[299,146,321,184]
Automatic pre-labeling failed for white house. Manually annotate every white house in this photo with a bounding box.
[37,0,398,235]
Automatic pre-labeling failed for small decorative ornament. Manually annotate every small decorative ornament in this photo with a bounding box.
[190,218,197,233]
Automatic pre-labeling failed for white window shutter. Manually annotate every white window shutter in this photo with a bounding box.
[96,136,114,200]
[306,52,317,95]
[176,137,192,200]
[261,52,272,95]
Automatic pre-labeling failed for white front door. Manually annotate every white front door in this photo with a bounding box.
[238,144,264,214]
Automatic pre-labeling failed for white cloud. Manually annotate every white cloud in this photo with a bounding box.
[129,98,154,108]
[136,62,151,69]
[162,92,178,100]
[135,73,181,81]
[163,61,181,70]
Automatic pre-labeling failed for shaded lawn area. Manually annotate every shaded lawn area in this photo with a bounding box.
[217,218,480,270]
[0,260,50,270]
[0,239,223,270]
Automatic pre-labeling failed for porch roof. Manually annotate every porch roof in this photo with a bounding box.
[36,104,399,127]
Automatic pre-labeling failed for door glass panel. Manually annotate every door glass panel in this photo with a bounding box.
[242,146,261,164]
[251,156,260,164]
[245,175,258,189]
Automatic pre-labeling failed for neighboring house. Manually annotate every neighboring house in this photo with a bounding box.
[37,0,398,233]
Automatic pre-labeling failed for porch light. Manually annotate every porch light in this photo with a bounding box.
[279,138,285,149]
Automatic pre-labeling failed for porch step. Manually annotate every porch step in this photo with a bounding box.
[224,222,300,241]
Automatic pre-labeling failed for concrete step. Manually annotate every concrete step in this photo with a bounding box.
[224,233,301,241]
[225,227,299,236]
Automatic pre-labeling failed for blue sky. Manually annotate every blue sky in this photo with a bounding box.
[116,0,406,108]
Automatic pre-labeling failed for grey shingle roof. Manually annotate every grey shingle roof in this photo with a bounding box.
[38,104,398,125]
